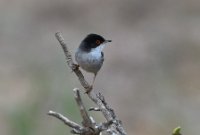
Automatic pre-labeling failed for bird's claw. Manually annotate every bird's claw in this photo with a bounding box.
[71,64,79,72]
[85,85,93,94]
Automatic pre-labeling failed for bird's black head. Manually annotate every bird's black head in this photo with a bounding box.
[79,34,111,51]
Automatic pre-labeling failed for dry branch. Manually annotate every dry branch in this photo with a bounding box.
[48,32,127,135]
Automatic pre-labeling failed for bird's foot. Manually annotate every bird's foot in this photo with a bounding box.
[71,64,79,72]
[85,85,93,94]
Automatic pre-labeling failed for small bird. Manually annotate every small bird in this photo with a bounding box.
[75,34,112,87]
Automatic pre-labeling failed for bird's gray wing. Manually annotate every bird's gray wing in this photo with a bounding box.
[101,52,104,62]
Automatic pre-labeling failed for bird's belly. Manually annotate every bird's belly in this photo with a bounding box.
[75,51,103,74]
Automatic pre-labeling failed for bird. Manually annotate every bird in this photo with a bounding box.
[75,33,112,87]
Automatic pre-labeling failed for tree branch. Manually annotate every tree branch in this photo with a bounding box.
[49,32,127,135]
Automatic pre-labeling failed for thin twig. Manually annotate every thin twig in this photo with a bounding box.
[89,107,101,111]
[73,88,93,128]
[48,110,83,131]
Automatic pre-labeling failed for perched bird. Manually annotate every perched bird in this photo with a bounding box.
[75,34,112,86]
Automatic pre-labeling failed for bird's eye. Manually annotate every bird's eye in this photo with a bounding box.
[96,40,101,45]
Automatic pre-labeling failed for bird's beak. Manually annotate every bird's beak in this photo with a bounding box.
[103,40,112,44]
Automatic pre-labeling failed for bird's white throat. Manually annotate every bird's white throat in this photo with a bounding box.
[91,44,105,53]
[89,44,105,59]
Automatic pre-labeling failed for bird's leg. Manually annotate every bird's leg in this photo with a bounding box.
[85,74,96,94]
[92,73,97,87]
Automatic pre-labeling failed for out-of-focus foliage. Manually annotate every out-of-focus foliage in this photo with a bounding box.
[173,127,181,135]
[0,0,200,135]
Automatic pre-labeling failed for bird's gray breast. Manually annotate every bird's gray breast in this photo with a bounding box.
[75,48,104,74]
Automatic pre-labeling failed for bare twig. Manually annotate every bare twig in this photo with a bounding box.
[73,88,93,128]
[48,110,84,132]
[89,107,101,111]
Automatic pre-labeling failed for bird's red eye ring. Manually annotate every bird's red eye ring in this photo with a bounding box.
[96,40,101,45]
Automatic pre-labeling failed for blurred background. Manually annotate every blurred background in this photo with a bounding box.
[1,0,200,135]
